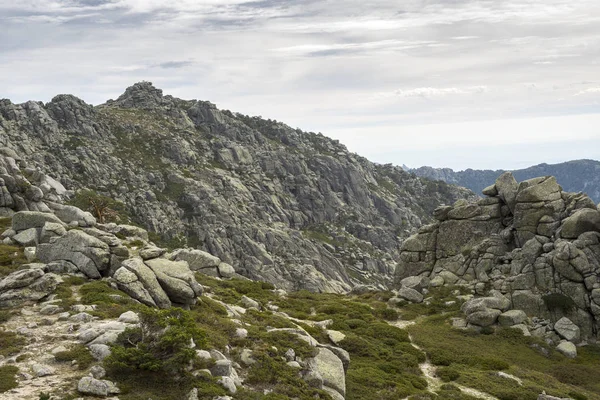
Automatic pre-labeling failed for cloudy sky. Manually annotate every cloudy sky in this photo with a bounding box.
[1,0,599,170]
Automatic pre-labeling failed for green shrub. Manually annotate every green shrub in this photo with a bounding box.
[376,308,399,321]
[68,189,128,224]
[105,307,207,375]
[437,366,460,381]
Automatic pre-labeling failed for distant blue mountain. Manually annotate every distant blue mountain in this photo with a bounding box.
[410,159,600,203]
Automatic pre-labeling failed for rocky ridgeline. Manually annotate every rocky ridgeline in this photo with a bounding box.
[0,152,350,399]
[395,172,600,352]
[0,82,472,292]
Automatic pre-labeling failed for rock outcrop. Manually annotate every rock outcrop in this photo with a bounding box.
[397,172,600,340]
[0,82,472,292]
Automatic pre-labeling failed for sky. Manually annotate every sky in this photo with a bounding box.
[1,0,599,171]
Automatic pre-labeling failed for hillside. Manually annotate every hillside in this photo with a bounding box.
[0,82,472,292]
[0,115,599,399]
[410,160,600,202]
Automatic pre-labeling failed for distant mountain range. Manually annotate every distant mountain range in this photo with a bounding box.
[409,160,600,203]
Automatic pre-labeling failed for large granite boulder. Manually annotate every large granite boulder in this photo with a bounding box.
[115,258,171,308]
[37,230,110,278]
[145,258,203,305]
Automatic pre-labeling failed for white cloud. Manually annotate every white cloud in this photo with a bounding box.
[1,0,600,170]
[380,86,489,98]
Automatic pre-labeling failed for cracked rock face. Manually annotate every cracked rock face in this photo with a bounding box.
[396,171,600,339]
[0,82,473,292]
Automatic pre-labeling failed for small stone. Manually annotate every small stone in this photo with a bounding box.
[210,359,232,377]
[498,310,527,327]
[90,365,106,379]
[554,317,581,343]
[32,363,55,377]
[89,344,111,361]
[196,350,211,360]
[284,348,296,362]
[326,330,346,345]
[51,345,68,355]
[218,263,236,278]
[70,312,94,322]
[397,287,424,303]
[77,376,109,396]
[40,304,62,315]
[218,376,237,394]
[24,247,37,262]
[241,295,260,310]
[240,349,256,366]
[235,328,248,339]
[118,311,140,324]
[556,341,577,358]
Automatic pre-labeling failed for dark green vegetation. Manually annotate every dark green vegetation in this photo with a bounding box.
[0,329,26,357]
[0,217,28,277]
[54,344,95,370]
[197,275,430,399]
[409,315,600,400]
[67,189,129,224]
[0,365,19,393]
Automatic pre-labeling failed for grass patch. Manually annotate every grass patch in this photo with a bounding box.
[54,344,95,369]
[0,329,26,357]
[0,365,19,393]
[79,280,136,319]
[0,244,28,277]
[398,286,468,320]
[409,315,600,399]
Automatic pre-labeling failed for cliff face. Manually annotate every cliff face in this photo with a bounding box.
[411,160,600,203]
[397,172,600,339]
[0,82,472,292]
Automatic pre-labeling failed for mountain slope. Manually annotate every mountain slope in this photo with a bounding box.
[411,160,600,203]
[0,82,472,292]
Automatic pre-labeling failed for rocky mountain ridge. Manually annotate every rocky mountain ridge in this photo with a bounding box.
[410,160,600,203]
[0,82,472,292]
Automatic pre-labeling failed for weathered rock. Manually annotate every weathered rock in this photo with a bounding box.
[555,341,577,358]
[139,246,166,260]
[77,376,111,396]
[172,248,221,270]
[553,317,581,343]
[120,257,171,308]
[466,309,502,327]
[12,211,64,232]
[498,310,527,327]
[37,230,110,278]
[308,347,346,396]
[397,287,424,303]
[145,258,202,304]
[560,208,600,239]
[12,227,38,246]
[49,203,96,227]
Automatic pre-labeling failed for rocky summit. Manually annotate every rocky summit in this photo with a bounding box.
[0,82,472,293]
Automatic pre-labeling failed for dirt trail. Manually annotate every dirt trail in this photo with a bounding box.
[389,319,499,400]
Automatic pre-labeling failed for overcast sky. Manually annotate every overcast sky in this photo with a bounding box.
[1,0,599,170]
